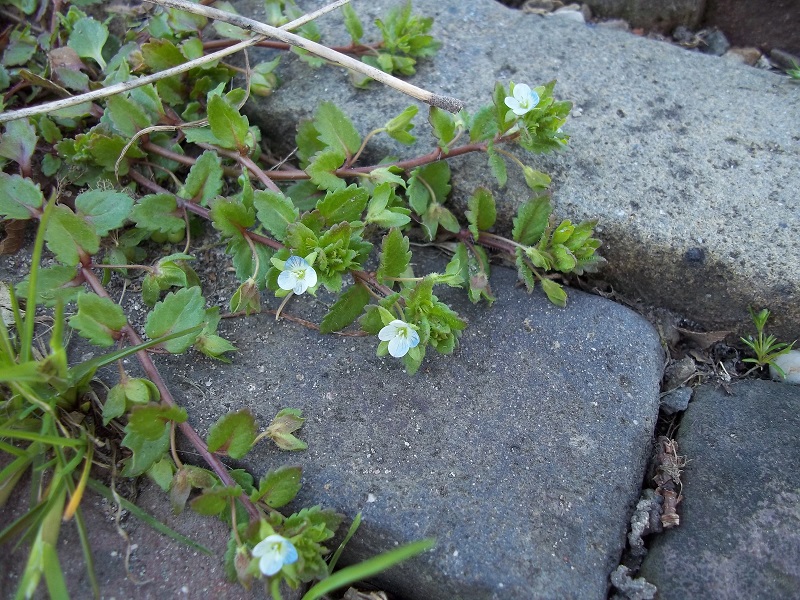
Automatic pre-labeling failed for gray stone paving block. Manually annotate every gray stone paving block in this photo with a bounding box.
[159,256,663,599]
[639,381,800,599]
[238,0,799,340]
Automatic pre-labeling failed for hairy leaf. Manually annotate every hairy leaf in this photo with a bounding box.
[144,287,206,353]
[207,410,257,459]
[178,151,223,206]
[306,149,346,191]
[377,228,411,283]
[512,195,552,246]
[68,292,127,347]
[209,196,254,240]
[0,173,43,219]
[68,16,108,69]
[45,205,100,266]
[253,189,298,241]
[207,93,249,150]
[465,187,496,238]
[320,283,370,333]
[314,101,361,157]
[0,118,37,172]
[75,189,133,236]
[428,106,455,151]
[316,184,369,225]
[252,465,302,508]
[130,194,185,233]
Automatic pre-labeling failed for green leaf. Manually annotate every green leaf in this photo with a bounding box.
[320,283,370,333]
[130,194,185,233]
[144,287,206,353]
[469,105,499,142]
[105,94,152,138]
[377,228,411,284]
[407,161,451,216]
[384,105,418,144]
[15,265,82,307]
[0,118,37,171]
[147,457,175,492]
[209,196,255,240]
[207,93,249,150]
[67,17,108,69]
[465,187,496,238]
[314,102,361,157]
[68,292,126,347]
[0,173,43,218]
[487,143,507,187]
[190,486,241,516]
[45,204,100,266]
[195,333,237,362]
[316,184,369,225]
[253,189,298,241]
[127,404,188,440]
[522,166,551,192]
[551,244,577,272]
[342,3,363,43]
[306,149,346,191]
[540,278,567,307]
[265,408,307,451]
[206,410,257,459]
[75,189,133,235]
[121,425,170,477]
[428,106,455,151]
[141,38,185,71]
[251,465,302,508]
[2,27,36,66]
[178,151,223,206]
[512,195,552,246]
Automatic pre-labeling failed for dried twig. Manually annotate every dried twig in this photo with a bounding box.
[0,0,351,123]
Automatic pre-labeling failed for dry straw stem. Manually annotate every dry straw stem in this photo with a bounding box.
[149,0,465,112]
[0,0,351,124]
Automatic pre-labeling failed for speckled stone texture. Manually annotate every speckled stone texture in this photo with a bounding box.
[239,0,800,340]
[639,380,800,598]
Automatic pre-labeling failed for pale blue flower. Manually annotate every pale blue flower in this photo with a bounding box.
[379,319,420,358]
[504,83,540,116]
[252,534,298,576]
[277,255,317,295]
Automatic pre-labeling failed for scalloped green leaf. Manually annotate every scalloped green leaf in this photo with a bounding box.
[178,150,223,206]
[67,16,108,69]
[251,465,302,508]
[68,292,127,347]
[512,195,552,246]
[377,228,411,284]
[207,93,249,150]
[314,101,361,157]
[428,106,455,151]
[105,94,152,137]
[207,409,257,459]
[209,196,254,240]
[316,184,368,225]
[320,283,370,334]
[0,173,43,219]
[45,204,100,266]
[144,287,206,353]
[0,118,37,171]
[540,278,567,307]
[306,149,346,191]
[130,194,185,233]
[253,189,299,241]
[465,187,496,238]
[75,189,134,236]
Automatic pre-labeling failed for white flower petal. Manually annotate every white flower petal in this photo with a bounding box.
[407,328,420,348]
[388,336,411,357]
[259,553,283,576]
[277,270,297,291]
[513,83,532,102]
[378,324,397,341]
[284,255,306,269]
[304,266,317,288]
[293,279,308,295]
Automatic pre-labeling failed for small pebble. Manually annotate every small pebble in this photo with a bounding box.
[770,350,800,384]
[698,28,730,56]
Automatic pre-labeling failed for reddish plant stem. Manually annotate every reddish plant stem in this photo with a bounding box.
[78,263,261,522]
[202,39,379,56]
[196,143,282,194]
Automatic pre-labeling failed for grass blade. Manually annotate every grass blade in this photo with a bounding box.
[327,512,361,574]
[301,538,436,600]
